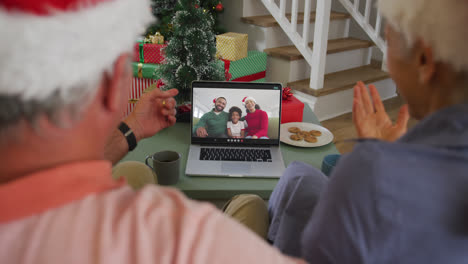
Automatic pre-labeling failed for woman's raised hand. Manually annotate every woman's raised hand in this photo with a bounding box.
[352,81,410,142]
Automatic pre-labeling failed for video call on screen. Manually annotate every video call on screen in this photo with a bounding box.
[192,87,281,140]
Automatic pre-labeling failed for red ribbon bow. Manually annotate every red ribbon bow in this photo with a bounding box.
[282,87,293,101]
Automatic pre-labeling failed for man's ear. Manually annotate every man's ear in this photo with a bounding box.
[100,54,131,114]
[416,40,436,84]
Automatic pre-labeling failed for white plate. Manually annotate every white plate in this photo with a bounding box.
[280,122,334,147]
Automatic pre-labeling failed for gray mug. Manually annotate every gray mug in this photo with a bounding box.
[145,150,181,185]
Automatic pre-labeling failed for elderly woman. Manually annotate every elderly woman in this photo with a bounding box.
[242,96,269,139]
[268,0,468,262]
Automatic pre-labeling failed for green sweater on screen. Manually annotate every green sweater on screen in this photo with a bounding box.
[193,110,229,137]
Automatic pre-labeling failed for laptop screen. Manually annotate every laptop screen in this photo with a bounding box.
[191,81,282,145]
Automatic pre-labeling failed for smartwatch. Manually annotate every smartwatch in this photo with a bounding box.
[118,122,137,151]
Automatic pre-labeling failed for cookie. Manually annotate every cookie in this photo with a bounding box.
[290,134,303,141]
[304,135,318,143]
[309,130,322,137]
[288,127,301,133]
[297,130,308,137]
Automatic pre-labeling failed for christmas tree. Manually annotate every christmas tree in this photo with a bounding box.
[146,0,225,39]
[156,0,224,103]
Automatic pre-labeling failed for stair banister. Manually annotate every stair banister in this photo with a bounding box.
[261,0,331,90]
[260,0,315,68]
[338,0,386,58]
[310,0,331,90]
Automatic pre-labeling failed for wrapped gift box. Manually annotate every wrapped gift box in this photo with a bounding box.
[124,62,162,117]
[133,41,167,64]
[281,95,304,124]
[222,50,267,82]
[216,32,248,61]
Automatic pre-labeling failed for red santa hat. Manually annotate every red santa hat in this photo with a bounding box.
[242,96,256,106]
[0,0,154,101]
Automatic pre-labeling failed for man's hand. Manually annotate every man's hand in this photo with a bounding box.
[196,127,208,137]
[124,88,178,141]
[353,81,409,142]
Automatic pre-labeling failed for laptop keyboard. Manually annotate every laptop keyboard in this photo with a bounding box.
[200,148,272,162]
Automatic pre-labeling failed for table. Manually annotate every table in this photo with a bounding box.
[120,104,339,200]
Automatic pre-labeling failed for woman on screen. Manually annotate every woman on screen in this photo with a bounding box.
[242,96,269,139]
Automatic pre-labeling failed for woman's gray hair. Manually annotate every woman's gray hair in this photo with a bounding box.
[378,0,468,74]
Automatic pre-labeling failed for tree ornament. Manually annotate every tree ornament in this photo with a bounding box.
[215,2,223,12]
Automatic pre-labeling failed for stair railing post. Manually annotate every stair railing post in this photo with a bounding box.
[364,0,372,23]
[280,0,286,18]
[310,0,332,90]
[302,0,312,45]
[291,0,299,32]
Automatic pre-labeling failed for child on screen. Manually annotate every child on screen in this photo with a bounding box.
[227,106,245,138]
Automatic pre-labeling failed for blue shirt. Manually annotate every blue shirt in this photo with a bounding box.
[301,103,468,263]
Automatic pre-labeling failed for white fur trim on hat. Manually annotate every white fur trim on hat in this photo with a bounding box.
[378,0,468,73]
[0,0,154,102]
[242,96,256,106]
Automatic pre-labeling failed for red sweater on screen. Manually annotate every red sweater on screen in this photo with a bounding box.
[245,109,269,138]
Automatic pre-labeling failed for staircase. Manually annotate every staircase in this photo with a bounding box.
[220,0,396,121]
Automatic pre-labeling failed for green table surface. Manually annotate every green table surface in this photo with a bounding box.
[121,104,339,200]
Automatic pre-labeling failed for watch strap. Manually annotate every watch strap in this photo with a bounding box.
[118,122,137,151]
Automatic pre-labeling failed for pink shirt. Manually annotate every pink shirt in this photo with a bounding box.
[0,160,305,264]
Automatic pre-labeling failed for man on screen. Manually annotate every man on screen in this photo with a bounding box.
[193,97,229,138]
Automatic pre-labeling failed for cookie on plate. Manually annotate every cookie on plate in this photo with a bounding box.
[288,127,301,133]
[309,130,322,137]
[297,130,308,137]
[290,134,303,141]
[304,135,318,143]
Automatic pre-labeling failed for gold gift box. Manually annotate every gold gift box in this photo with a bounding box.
[216,32,248,61]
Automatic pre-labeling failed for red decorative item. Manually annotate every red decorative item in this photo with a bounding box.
[133,42,167,64]
[177,104,192,114]
[281,95,304,124]
[282,86,293,101]
[213,98,216,103]
[125,78,159,117]
[215,3,223,12]
[194,4,200,8]
[156,79,165,88]
[224,68,232,81]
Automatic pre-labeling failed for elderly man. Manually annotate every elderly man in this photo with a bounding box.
[0,0,305,263]
[269,0,468,263]
[193,96,229,137]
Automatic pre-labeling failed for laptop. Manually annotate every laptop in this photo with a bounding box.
[185,81,286,178]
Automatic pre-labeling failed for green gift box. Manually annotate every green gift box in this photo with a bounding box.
[132,62,162,79]
[221,50,267,82]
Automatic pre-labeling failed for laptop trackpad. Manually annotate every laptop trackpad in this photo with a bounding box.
[221,162,251,175]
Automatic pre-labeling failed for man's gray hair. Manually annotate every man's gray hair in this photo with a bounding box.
[0,79,99,136]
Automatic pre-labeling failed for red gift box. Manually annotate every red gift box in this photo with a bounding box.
[281,95,304,124]
[123,78,159,117]
[133,42,167,64]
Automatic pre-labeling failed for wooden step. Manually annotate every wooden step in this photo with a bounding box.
[288,65,390,97]
[264,37,374,61]
[241,11,350,27]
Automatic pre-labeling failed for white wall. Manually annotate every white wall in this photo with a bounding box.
[193,88,281,118]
